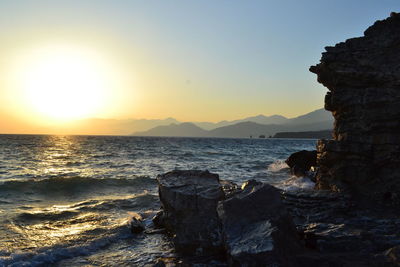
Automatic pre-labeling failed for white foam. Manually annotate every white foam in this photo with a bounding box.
[267,160,289,172]
[278,176,315,191]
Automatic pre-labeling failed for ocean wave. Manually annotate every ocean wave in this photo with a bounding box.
[0,221,131,267]
[0,176,157,195]
[14,193,159,224]
[16,210,79,222]
[75,194,159,213]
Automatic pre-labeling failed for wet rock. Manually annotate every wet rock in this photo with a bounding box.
[129,212,145,234]
[144,228,166,235]
[153,257,177,267]
[152,210,166,228]
[285,150,317,177]
[283,189,400,265]
[310,13,400,203]
[219,179,240,199]
[217,181,302,266]
[282,189,351,225]
[156,170,225,256]
[240,179,262,191]
[384,246,400,265]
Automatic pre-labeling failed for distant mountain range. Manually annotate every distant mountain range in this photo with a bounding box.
[193,114,288,130]
[63,117,180,135]
[132,108,333,138]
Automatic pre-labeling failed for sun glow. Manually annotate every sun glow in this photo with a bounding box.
[10,44,115,121]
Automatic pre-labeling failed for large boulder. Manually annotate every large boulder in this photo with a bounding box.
[156,170,225,256]
[286,150,317,177]
[217,180,302,266]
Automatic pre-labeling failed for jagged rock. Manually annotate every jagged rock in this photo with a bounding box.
[240,179,262,191]
[152,210,166,228]
[217,181,302,266]
[285,150,317,177]
[156,170,225,256]
[153,257,177,267]
[219,179,240,199]
[129,212,145,234]
[283,189,400,265]
[310,13,400,203]
[282,189,351,226]
[384,245,400,266]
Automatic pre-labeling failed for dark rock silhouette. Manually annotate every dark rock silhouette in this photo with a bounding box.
[385,245,400,265]
[217,180,302,266]
[283,189,400,266]
[285,150,317,177]
[155,171,302,265]
[156,170,225,256]
[129,212,145,234]
[310,13,400,204]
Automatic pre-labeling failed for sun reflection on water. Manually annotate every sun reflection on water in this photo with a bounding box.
[32,135,86,178]
[4,209,129,253]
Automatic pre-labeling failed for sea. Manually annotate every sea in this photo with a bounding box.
[0,134,316,266]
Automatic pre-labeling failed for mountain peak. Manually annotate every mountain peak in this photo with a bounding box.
[132,108,333,138]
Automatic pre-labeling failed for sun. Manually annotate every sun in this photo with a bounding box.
[12,44,113,121]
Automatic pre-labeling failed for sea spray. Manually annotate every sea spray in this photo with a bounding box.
[267,159,289,172]
[267,159,315,191]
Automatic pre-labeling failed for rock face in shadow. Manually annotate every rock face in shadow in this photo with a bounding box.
[283,189,400,266]
[217,180,302,266]
[285,150,317,177]
[156,170,225,256]
[155,171,302,265]
[154,170,400,265]
[309,13,400,204]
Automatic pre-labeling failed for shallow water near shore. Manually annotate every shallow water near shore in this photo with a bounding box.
[0,134,316,266]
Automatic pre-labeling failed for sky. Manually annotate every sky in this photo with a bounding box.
[0,0,399,134]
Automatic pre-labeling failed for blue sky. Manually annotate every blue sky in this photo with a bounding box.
[0,0,399,124]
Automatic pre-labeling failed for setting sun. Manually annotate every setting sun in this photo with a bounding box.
[10,44,114,121]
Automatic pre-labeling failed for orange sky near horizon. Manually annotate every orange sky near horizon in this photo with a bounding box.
[0,1,397,135]
[0,37,323,135]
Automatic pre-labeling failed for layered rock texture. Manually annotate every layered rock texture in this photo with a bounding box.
[155,171,302,266]
[218,180,302,266]
[154,170,400,265]
[283,189,400,266]
[310,13,400,203]
[156,170,224,255]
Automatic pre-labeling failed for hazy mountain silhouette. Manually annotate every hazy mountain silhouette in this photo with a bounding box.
[132,108,333,138]
[285,108,332,125]
[133,122,208,137]
[191,121,231,131]
[204,120,333,138]
[68,117,179,135]
[193,114,287,130]
[206,122,284,138]
[232,114,288,125]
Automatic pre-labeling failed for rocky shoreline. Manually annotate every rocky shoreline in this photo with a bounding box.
[131,13,400,266]
[142,169,399,266]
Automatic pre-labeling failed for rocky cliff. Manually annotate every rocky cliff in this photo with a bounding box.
[310,12,400,204]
